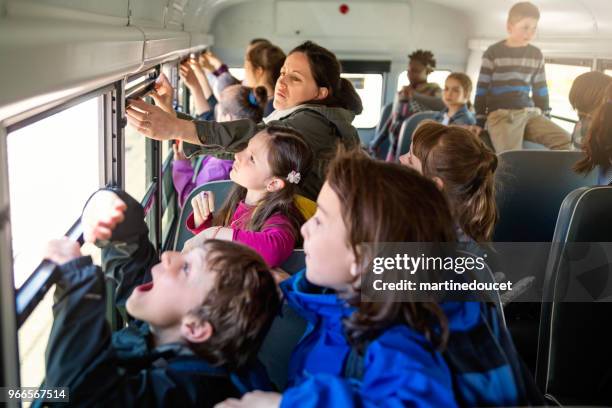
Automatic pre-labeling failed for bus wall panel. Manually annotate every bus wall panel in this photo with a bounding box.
[0,18,143,118]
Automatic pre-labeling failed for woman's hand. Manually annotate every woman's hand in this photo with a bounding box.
[150,73,175,114]
[204,50,223,71]
[44,237,82,265]
[126,99,196,142]
[81,190,127,243]
[191,190,215,228]
[214,391,282,408]
[398,86,414,101]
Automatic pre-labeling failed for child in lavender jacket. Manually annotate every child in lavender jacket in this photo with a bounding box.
[182,126,313,268]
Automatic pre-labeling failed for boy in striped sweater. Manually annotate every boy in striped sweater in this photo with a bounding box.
[475,2,570,152]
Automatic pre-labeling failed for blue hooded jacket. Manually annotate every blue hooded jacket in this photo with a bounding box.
[279,270,538,407]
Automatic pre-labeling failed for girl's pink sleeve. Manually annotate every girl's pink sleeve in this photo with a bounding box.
[232,214,296,267]
[172,159,196,208]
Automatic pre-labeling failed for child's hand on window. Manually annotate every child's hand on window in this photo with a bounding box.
[81,190,127,243]
[150,73,175,115]
[191,191,215,228]
[204,50,223,71]
[179,61,199,92]
[44,237,82,265]
[172,140,187,161]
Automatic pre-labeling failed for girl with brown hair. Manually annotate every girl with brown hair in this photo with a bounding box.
[574,82,612,185]
[182,126,313,268]
[400,121,499,242]
[217,150,538,408]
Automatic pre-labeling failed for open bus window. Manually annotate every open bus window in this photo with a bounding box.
[545,62,591,132]
[397,69,451,93]
[7,97,102,289]
[341,73,383,129]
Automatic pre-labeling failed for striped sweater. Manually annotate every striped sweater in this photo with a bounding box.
[475,40,550,126]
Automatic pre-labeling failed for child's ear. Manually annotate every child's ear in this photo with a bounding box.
[315,87,329,101]
[266,177,286,192]
[180,315,213,344]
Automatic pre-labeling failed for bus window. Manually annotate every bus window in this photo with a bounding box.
[397,70,451,92]
[7,97,102,289]
[605,69,612,76]
[545,61,591,132]
[229,67,245,81]
[124,125,148,201]
[342,73,383,129]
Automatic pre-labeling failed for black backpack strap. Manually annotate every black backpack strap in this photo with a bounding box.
[343,340,372,381]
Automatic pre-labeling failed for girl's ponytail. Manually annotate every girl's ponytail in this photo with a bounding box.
[412,121,498,242]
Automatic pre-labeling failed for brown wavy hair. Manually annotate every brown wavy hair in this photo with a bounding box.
[188,239,280,369]
[218,85,268,122]
[412,121,498,242]
[569,71,612,119]
[213,126,313,244]
[574,83,612,175]
[326,149,456,351]
[246,42,286,93]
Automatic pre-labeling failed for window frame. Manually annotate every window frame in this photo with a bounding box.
[5,84,114,328]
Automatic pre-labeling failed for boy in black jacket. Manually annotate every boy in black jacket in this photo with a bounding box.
[43,189,279,407]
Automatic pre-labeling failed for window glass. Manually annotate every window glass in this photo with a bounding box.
[545,63,590,128]
[605,69,612,77]
[229,68,245,81]
[397,70,451,92]
[124,124,148,201]
[341,73,384,128]
[7,97,101,288]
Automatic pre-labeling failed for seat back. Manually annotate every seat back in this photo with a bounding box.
[395,111,437,161]
[536,186,612,405]
[173,180,235,251]
[372,103,393,159]
[494,150,596,242]
[281,250,305,275]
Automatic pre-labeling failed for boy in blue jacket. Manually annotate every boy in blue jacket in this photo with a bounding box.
[217,151,542,407]
[43,189,279,407]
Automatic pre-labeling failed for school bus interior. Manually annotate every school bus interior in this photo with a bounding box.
[1,0,612,406]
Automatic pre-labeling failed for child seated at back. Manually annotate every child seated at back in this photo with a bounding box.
[574,83,612,185]
[434,73,476,126]
[183,126,313,268]
[475,1,570,152]
[568,71,612,148]
[217,150,542,408]
[43,188,280,407]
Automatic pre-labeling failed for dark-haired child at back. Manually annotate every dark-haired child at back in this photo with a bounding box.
[43,189,279,407]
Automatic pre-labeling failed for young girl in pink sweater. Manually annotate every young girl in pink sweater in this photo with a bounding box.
[183,126,313,267]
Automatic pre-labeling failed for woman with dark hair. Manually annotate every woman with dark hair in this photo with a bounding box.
[215,149,540,408]
[127,41,362,200]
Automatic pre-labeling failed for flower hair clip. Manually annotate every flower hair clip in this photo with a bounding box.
[287,170,301,184]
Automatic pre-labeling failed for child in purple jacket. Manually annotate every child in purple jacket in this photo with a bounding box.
[182,126,313,268]
[172,81,269,207]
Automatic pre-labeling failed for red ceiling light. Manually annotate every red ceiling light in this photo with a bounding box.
[339,4,349,14]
